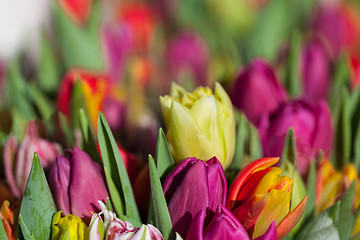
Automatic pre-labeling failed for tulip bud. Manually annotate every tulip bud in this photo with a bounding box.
[230,59,287,125]
[349,54,360,89]
[4,121,60,198]
[299,37,331,102]
[0,201,15,240]
[163,157,227,237]
[49,147,109,223]
[259,99,333,176]
[227,158,308,239]
[160,82,235,169]
[166,32,209,86]
[51,211,88,240]
[88,201,163,240]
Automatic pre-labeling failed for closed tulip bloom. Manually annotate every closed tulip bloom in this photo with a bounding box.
[51,211,88,240]
[231,59,287,125]
[88,201,163,240]
[166,32,209,86]
[160,82,235,169]
[4,121,59,198]
[49,147,109,223]
[259,99,333,176]
[163,157,227,237]
[300,37,331,102]
[227,158,308,239]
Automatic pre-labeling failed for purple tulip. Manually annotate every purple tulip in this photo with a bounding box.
[186,206,277,240]
[4,121,59,198]
[300,37,331,102]
[259,99,333,176]
[163,157,227,238]
[49,147,109,223]
[231,59,287,125]
[166,32,209,86]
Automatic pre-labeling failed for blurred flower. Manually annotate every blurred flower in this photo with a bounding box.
[226,157,308,239]
[259,100,333,176]
[0,183,15,206]
[58,0,92,25]
[0,201,15,240]
[313,2,360,57]
[166,32,209,87]
[4,121,60,198]
[299,37,331,102]
[49,147,109,223]
[160,82,235,169]
[231,59,287,125]
[163,157,227,237]
[51,211,88,240]
[57,69,126,131]
[88,201,163,240]
[349,54,360,89]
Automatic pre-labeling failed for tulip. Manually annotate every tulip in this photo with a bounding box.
[187,205,277,240]
[349,54,360,89]
[166,32,209,86]
[163,157,227,237]
[58,0,92,25]
[49,147,109,223]
[259,99,333,176]
[313,2,360,57]
[230,59,287,125]
[51,211,88,240]
[299,37,331,102]
[160,82,235,169]
[227,157,308,239]
[4,121,60,198]
[88,201,163,240]
[0,201,15,240]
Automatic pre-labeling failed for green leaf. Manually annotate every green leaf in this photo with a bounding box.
[37,32,60,93]
[58,113,75,148]
[229,111,247,170]
[332,87,351,169]
[103,167,124,216]
[248,123,262,160]
[28,84,54,120]
[155,128,175,181]
[281,128,296,165]
[329,57,350,111]
[148,155,174,240]
[19,153,57,240]
[97,112,141,225]
[335,181,356,240]
[18,214,36,240]
[303,159,316,221]
[71,80,87,129]
[295,202,340,240]
[79,109,101,164]
[350,87,360,168]
[284,31,302,97]
[53,0,104,70]
[0,216,8,240]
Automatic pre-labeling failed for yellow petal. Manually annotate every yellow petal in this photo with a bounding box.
[316,172,342,214]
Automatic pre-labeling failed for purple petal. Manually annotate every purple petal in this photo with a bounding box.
[254,221,277,240]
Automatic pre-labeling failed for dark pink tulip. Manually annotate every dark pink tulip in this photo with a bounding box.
[163,157,227,238]
[4,121,59,198]
[313,3,360,57]
[186,206,277,240]
[166,32,209,86]
[231,59,287,125]
[49,147,109,223]
[259,100,333,176]
[300,37,331,102]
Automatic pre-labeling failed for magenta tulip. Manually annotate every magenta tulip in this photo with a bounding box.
[49,147,109,223]
[163,157,227,237]
[300,37,331,102]
[259,100,333,176]
[231,59,287,125]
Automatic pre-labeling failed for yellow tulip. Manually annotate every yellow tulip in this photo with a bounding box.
[51,211,88,240]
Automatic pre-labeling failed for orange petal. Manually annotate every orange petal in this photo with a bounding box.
[227,157,279,209]
[277,195,308,239]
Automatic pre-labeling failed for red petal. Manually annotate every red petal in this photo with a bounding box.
[58,0,92,25]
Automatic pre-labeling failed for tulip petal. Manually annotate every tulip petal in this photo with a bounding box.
[227,158,279,209]
[3,136,20,198]
[276,195,308,239]
[254,221,277,240]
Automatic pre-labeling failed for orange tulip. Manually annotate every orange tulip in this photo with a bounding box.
[226,157,308,239]
[0,201,15,240]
